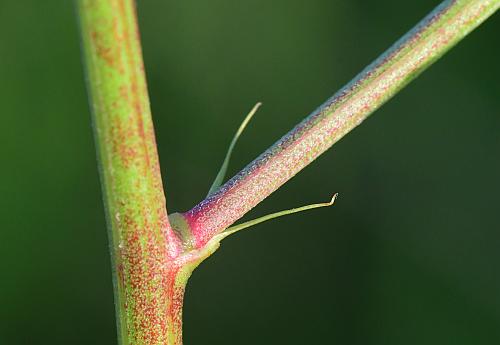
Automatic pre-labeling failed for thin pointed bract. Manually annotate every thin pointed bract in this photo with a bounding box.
[217,193,339,241]
[207,102,262,196]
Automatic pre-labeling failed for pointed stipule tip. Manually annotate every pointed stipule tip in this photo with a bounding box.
[330,193,339,205]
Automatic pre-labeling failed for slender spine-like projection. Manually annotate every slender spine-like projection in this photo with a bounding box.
[77,0,499,344]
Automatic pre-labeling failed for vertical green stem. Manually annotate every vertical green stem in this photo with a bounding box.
[77,0,185,343]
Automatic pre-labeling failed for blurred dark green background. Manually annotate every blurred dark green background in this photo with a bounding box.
[1,1,499,344]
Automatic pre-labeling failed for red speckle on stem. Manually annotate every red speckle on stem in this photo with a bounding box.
[91,30,115,67]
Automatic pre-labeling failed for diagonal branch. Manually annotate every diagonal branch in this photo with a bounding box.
[180,0,499,248]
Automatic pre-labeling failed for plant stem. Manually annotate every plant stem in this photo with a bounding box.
[181,0,499,248]
[78,0,498,344]
[77,0,185,343]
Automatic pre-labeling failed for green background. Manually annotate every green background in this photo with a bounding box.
[1,1,499,344]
